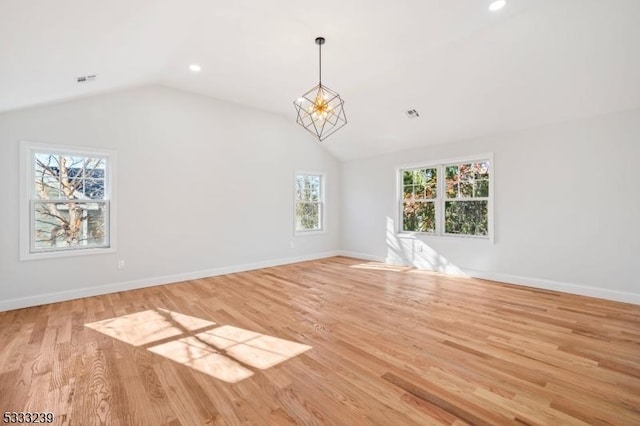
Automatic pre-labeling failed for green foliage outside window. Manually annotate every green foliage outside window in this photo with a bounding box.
[445,162,489,198]
[402,168,437,233]
[444,201,488,236]
[445,162,489,236]
[296,174,322,231]
[402,161,490,237]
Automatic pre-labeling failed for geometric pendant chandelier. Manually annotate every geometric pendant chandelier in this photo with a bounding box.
[293,37,347,142]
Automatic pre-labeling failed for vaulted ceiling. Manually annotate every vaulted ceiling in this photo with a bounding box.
[1,0,639,160]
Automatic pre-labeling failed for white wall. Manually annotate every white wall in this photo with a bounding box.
[340,108,640,304]
[0,86,341,310]
[2,87,638,309]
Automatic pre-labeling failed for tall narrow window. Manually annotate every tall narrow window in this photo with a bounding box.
[295,173,324,233]
[399,156,492,239]
[21,142,115,259]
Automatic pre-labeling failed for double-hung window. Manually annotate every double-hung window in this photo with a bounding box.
[444,161,490,236]
[400,156,492,239]
[402,167,438,233]
[295,172,324,234]
[20,141,115,259]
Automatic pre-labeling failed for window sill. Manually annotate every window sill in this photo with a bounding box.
[20,246,116,261]
[396,232,494,243]
[295,230,327,237]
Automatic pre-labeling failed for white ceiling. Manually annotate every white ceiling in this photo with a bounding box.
[1,0,639,161]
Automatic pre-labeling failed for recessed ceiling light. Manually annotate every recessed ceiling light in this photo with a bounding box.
[489,0,507,11]
[189,64,201,72]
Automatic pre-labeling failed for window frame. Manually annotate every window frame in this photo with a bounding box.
[400,166,439,235]
[397,153,494,242]
[294,170,326,236]
[19,141,117,260]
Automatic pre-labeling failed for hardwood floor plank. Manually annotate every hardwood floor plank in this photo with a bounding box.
[382,371,505,425]
[1,256,639,425]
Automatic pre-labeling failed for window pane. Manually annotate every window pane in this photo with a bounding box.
[84,179,105,199]
[445,165,458,180]
[475,180,489,197]
[403,184,413,199]
[446,162,490,199]
[59,156,84,197]
[445,201,488,236]
[35,153,107,201]
[35,154,60,198]
[403,170,414,186]
[402,201,436,233]
[35,153,60,172]
[459,182,474,197]
[446,182,458,198]
[445,165,458,198]
[459,163,473,180]
[33,201,108,250]
[419,168,436,182]
[423,168,437,198]
[309,186,319,202]
[295,176,304,200]
[65,176,83,198]
[413,182,426,198]
[85,158,106,179]
[473,162,490,197]
[403,168,437,199]
[474,162,489,179]
[34,176,61,199]
[295,175,321,202]
[64,156,86,170]
[296,202,320,231]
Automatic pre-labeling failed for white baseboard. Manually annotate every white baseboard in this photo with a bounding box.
[464,269,640,305]
[337,250,386,262]
[337,251,640,305]
[4,250,638,311]
[0,251,341,312]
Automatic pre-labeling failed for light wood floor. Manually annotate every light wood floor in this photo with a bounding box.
[1,257,639,425]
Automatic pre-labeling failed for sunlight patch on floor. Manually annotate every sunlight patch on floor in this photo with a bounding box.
[84,308,216,346]
[85,309,311,383]
[407,268,470,278]
[198,325,312,369]
[350,262,413,272]
[351,261,470,278]
[148,336,254,383]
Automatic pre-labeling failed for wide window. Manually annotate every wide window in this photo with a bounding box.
[20,141,115,259]
[400,156,492,239]
[295,172,324,233]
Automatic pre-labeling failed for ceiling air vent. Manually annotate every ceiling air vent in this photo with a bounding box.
[405,109,420,119]
[76,74,97,83]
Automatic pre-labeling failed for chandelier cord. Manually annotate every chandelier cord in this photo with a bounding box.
[318,41,322,85]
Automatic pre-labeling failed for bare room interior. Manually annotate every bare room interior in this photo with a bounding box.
[1,0,639,424]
